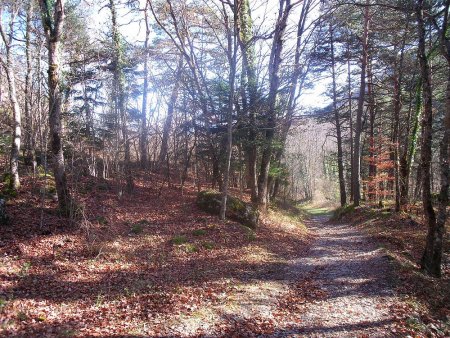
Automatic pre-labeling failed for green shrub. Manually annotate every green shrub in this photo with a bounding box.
[3,173,12,186]
[131,223,144,234]
[240,225,256,241]
[17,311,28,321]
[171,235,187,245]
[136,219,151,226]
[96,216,108,225]
[184,243,198,253]
[202,242,214,250]
[18,262,31,277]
[192,229,207,236]
[1,174,18,198]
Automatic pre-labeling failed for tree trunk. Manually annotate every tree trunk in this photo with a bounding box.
[5,51,21,191]
[24,0,36,173]
[220,4,237,220]
[270,0,312,201]
[256,0,293,209]
[39,0,71,214]
[48,39,71,212]
[158,57,183,167]
[238,0,258,202]
[420,0,450,277]
[140,7,150,169]
[428,69,449,277]
[367,61,376,201]
[110,0,133,193]
[0,6,22,190]
[330,24,346,206]
[416,0,438,276]
[352,1,370,206]
[347,44,354,202]
[393,26,407,211]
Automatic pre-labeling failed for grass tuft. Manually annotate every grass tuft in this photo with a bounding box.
[131,223,144,234]
[202,241,214,250]
[184,243,198,253]
[192,229,207,236]
[171,235,187,245]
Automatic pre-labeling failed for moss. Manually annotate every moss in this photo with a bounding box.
[331,204,356,221]
[241,225,256,241]
[3,173,12,186]
[196,190,259,228]
[228,197,245,212]
[1,173,18,198]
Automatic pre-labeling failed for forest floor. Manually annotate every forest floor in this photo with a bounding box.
[0,173,448,337]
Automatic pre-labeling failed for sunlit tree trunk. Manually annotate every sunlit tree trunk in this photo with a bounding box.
[109,0,133,193]
[257,0,293,209]
[238,0,258,202]
[24,0,36,174]
[140,4,150,169]
[39,0,71,214]
[0,5,22,190]
[347,42,354,202]
[220,3,238,220]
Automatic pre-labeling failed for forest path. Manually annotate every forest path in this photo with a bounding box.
[282,214,400,337]
[169,213,402,337]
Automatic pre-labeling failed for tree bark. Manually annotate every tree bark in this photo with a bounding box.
[110,0,133,193]
[39,0,71,214]
[158,57,183,167]
[347,43,354,202]
[393,26,407,211]
[0,6,22,190]
[24,0,36,173]
[238,0,258,202]
[220,2,238,220]
[140,5,150,169]
[420,0,449,277]
[416,0,438,276]
[352,1,370,206]
[330,24,347,206]
[367,60,376,201]
[256,0,293,209]
[271,0,312,201]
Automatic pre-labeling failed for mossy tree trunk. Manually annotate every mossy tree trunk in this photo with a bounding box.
[39,0,72,214]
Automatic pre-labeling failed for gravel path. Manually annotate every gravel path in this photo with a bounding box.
[166,215,401,337]
[283,215,399,337]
